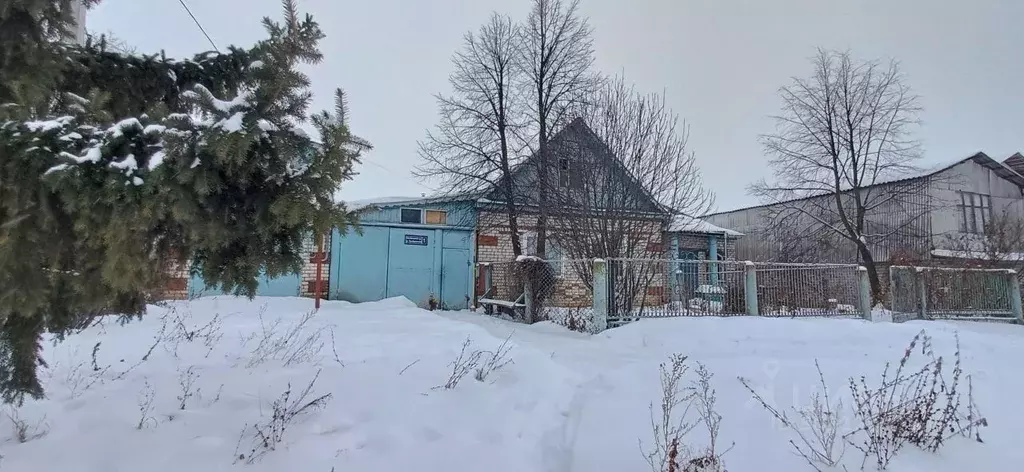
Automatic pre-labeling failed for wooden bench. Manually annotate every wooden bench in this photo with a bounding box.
[477,293,526,317]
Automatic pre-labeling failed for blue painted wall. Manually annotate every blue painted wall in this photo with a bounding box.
[357,200,477,228]
[189,269,302,298]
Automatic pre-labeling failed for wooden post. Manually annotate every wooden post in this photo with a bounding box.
[314,233,324,310]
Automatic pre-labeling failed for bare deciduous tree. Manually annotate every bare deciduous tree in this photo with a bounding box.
[520,0,598,256]
[546,77,713,314]
[752,48,926,302]
[416,14,527,254]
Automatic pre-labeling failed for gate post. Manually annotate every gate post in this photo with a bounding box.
[592,258,608,333]
[1008,270,1023,323]
[744,261,759,316]
[858,266,872,320]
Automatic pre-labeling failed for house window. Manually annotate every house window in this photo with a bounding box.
[425,210,447,225]
[558,158,570,188]
[959,192,991,234]
[400,208,422,224]
[520,231,538,256]
[546,239,567,277]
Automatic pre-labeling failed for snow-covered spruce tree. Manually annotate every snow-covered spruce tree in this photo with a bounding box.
[0,0,368,403]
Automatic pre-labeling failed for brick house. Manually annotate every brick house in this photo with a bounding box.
[473,118,742,309]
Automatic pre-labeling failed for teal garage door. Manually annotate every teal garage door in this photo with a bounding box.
[330,226,473,309]
[330,226,390,302]
[440,231,472,310]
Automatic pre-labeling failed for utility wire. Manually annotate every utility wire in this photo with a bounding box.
[362,159,437,194]
[176,0,219,51]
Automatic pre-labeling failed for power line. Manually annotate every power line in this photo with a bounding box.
[361,159,437,193]
[176,0,219,51]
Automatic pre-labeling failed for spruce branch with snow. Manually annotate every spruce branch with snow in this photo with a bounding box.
[0,0,369,403]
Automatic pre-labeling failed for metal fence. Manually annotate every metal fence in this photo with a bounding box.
[754,263,862,317]
[478,258,1023,332]
[889,265,1022,322]
[604,259,863,325]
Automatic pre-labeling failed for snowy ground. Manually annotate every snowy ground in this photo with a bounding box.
[2,296,1022,471]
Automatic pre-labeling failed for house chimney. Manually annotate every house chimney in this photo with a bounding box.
[1004,152,1024,176]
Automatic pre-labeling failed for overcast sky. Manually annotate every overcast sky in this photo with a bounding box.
[87,0,1023,213]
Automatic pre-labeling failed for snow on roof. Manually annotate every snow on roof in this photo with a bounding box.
[668,215,743,236]
[345,196,423,211]
[931,249,1024,262]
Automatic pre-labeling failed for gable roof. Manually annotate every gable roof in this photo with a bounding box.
[483,118,666,214]
[706,152,1024,217]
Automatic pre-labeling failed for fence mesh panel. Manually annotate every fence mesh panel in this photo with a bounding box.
[754,263,861,317]
[605,259,747,325]
[890,266,1015,321]
[479,258,595,331]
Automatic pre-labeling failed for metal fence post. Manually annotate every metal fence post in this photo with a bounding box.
[592,258,608,333]
[858,266,872,320]
[744,261,759,316]
[916,268,928,320]
[1008,270,1023,323]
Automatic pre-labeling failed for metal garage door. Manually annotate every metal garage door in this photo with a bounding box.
[330,226,473,309]
[385,228,436,306]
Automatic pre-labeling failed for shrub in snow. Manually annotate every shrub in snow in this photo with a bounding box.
[136,379,158,430]
[163,307,224,358]
[438,335,515,389]
[438,337,483,389]
[243,307,328,368]
[235,370,332,464]
[4,408,48,443]
[474,334,514,382]
[176,365,201,410]
[641,354,730,472]
[846,330,987,470]
[740,360,846,471]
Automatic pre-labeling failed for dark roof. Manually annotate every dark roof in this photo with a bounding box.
[706,152,1024,218]
[1004,152,1024,176]
[484,118,665,214]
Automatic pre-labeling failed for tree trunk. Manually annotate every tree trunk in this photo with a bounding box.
[857,243,884,305]
[536,146,548,257]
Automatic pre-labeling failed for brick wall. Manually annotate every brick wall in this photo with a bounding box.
[300,233,330,298]
[160,258,190,300]
[477,211,668,308]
